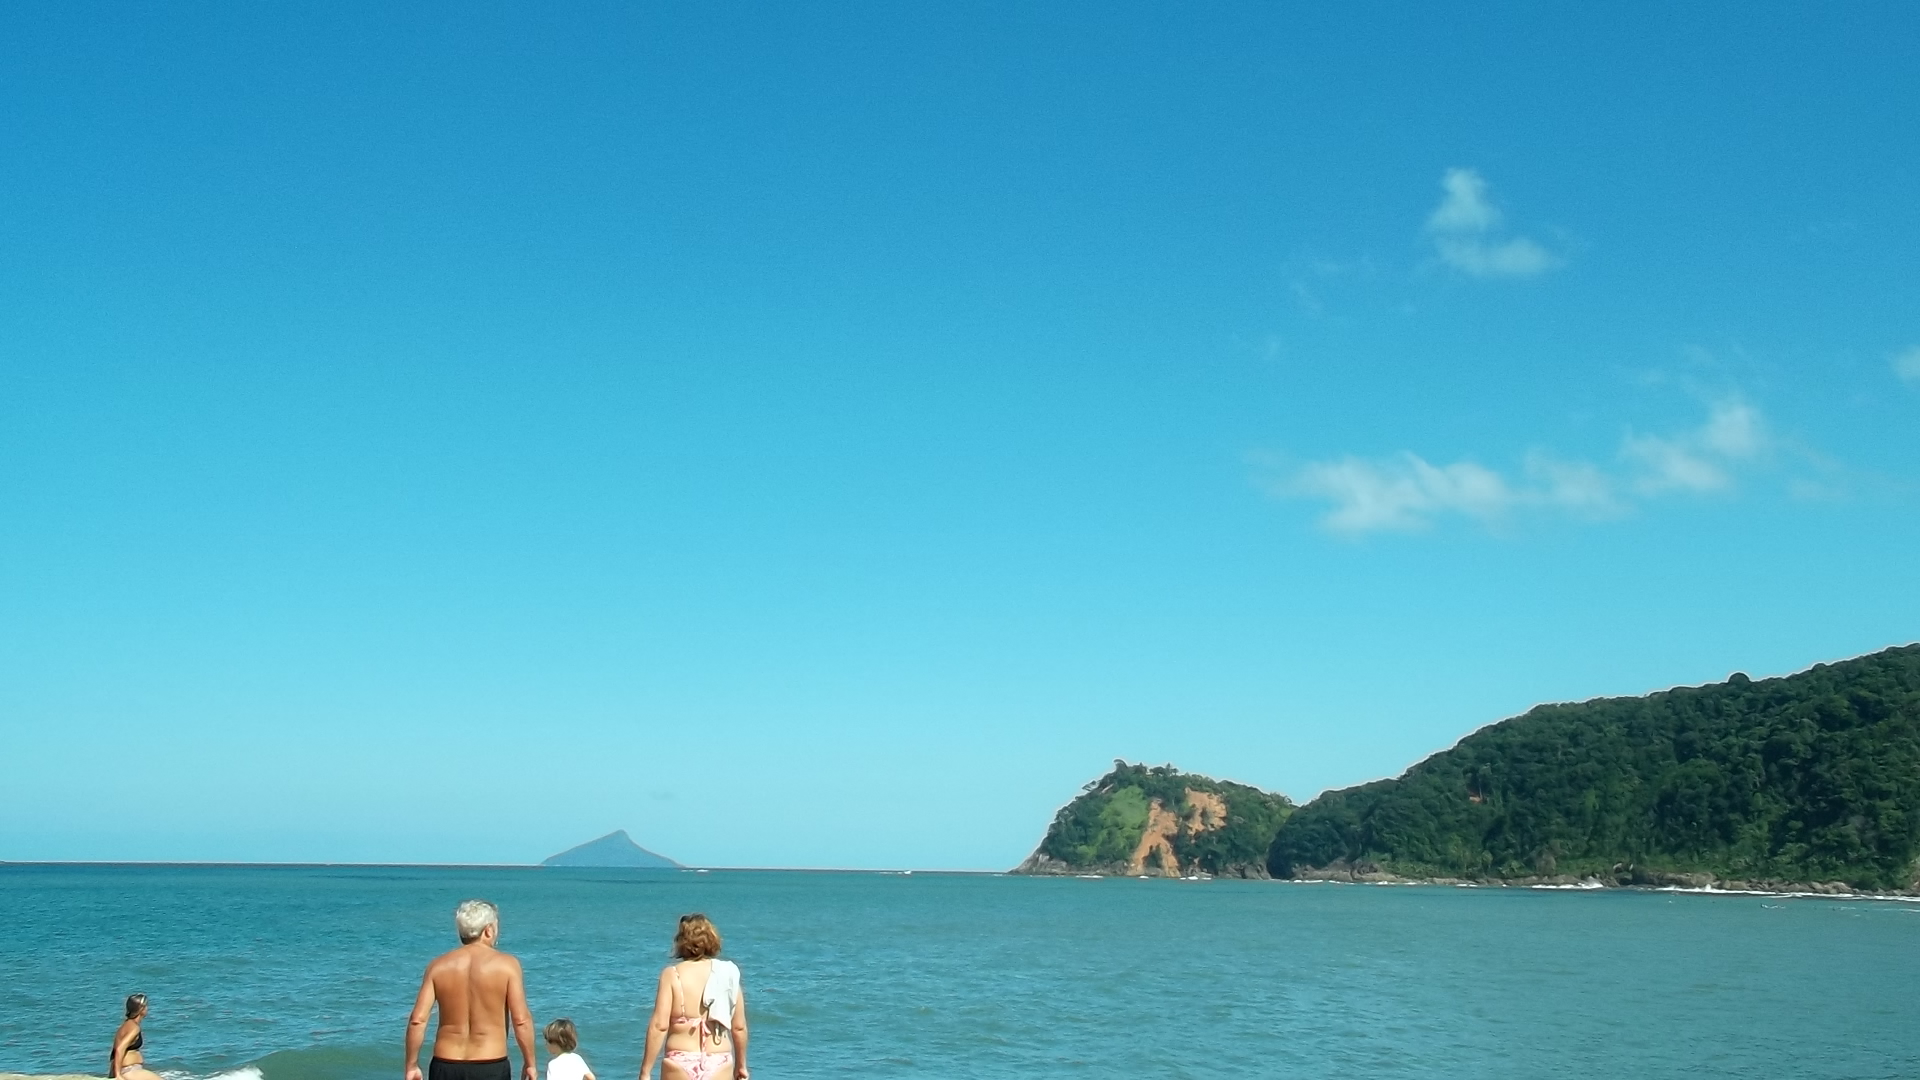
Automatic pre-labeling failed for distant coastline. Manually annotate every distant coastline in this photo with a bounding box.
[9,864,1918,900]
[8,861,1919,896]
[1266,645,1920,895]
[1267,866,1920,902]
[1012,645,1920,896]
[0,861,1004,874]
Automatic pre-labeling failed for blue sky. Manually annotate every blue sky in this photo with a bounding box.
[3,3,1916,868]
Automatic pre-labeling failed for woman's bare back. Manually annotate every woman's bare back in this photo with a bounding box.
[663,960,728,1054]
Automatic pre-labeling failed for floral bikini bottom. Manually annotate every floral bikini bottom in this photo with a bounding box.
[662,1050,733,1080]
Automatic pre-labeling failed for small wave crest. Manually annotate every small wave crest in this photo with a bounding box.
[248,1045,392,1080]
[76,1044,397,1080]
[158,1067,263,1080]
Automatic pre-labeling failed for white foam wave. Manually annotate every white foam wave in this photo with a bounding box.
[1650,885,1920,903]
[158,1066,263,1080]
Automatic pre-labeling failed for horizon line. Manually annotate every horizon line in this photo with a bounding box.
[0,859,1007,874]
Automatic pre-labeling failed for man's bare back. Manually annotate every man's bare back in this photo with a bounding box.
[405,901,536,1080]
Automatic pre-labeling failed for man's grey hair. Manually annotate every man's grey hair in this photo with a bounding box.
[454,899,499,943]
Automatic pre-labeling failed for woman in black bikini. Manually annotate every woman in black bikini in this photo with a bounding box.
[110,993,161,1080]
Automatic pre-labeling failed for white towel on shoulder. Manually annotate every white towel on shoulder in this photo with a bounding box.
[701,959,741,1029]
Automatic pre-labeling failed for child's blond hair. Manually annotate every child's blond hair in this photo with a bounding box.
[543,1018,578,1053]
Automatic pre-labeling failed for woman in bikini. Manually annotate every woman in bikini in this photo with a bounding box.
[638,914,749,1080]
[109,993,162,1080]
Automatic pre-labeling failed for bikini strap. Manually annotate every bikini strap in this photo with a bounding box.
[671,961,706,1045]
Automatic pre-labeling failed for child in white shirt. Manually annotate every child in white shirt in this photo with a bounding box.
[543,1019,595,1080]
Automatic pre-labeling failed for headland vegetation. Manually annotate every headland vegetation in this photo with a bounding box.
[1013,761,1293,878]
[1017,644,1920,895]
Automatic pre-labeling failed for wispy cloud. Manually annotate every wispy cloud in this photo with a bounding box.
[1271,400,1772,534]
[1620,400,1763,495]
[1290,455,1515,532]
[1425,168,1560,278]
[1894,346,1920,384]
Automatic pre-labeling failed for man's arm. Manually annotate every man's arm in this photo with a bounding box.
[508,958,537,1080]
[404,968,437,1080]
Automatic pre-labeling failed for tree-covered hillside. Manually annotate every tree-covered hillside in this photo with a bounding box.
[1017,761,1293,877]
[1268,645,1920,891]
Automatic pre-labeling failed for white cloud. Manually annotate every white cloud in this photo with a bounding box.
[1433,235,1558,277]
[1894,346,1920,383]
[1620,434,1730,494]
[1425,168,1560,278]
[1427,169,1502,233]
[1277,399,1770,534]
[1699,400,1764,457]
[1288,455,1514,532]
[1522,452,1624,515]
[1621,400,1764,494]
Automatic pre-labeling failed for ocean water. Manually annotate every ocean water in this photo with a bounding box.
[2,865,1917,1079]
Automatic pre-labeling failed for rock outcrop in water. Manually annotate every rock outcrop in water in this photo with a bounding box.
[542,829,680,868]
[1269,644,1920,894]
[1012,762,1293,878]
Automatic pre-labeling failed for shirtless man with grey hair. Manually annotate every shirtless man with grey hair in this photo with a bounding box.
[404,899,537,1080]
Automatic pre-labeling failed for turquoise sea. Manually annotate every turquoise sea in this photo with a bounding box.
[3,865,1917,1079]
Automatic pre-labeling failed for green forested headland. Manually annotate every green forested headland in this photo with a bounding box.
[1015,762,1294,877]
[1268,645,1920,892]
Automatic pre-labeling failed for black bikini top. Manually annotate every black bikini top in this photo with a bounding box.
[127,1032,144,1053]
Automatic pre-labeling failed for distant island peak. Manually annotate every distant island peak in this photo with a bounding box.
[542,829,681,868]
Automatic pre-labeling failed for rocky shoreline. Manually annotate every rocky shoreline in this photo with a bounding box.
[1011,849,1270,878]
[1280,860,1920,898]
[1013,851,1918,898]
